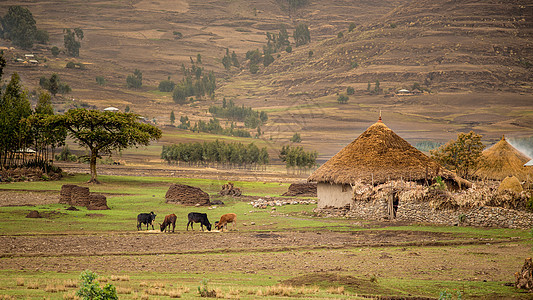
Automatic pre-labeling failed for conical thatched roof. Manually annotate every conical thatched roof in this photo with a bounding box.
[308,121,459,185]
[474,136,533,181]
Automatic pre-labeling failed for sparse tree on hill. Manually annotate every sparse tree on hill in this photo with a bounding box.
[349,22,356,32]
[231,51,239,68]
[1,6,37,49]
[337,94,348,104]
[63,28,83,57]
[51,46,60,57]
[293,23,310,46]
[126,69,142,89]
[430,131,485,179]
[170,110,175,125]
[54,109,162,183]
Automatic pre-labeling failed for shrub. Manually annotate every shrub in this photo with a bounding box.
[158,80,175,92]
[173,31,183,39]
[346,87,354,95]
[351,61,359,69]
[76,270,118,300]
[66,61,76,69]
[286,45,292,53]
[337,32,344,38]
[349,22,356,32]
[96,76,105,86]
[337,94,348,104]
[249,63,259,74]
[291,132,301,143]
[51,46,60,57]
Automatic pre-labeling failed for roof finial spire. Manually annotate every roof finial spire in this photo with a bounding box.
[378,110,382,122]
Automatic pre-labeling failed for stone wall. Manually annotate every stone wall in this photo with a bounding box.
[321,199,533,229]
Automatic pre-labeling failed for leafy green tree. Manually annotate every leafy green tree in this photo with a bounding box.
[63,28,84,57]
[430,131,485,179]
[231,51,239,67]
[125,105,130,113]
[34,29,49,44]
[337,32,344,38]
[76,270,118,300]
[126,69,142,89]
[170,110,175,125]
[290,132,301,143]
[347,87,355,95]
[249,63,259,74]
[95,76,105,86]
[293,23,310,46]
[48,74,59,96]
[158,77,175,92]
[222,48,231,70]
[263,52,274,67]
[0,72,32,168]
[337,94,348,104]
[308,50,313,57]
[196,53,202,64]
[35,91,53,115]
[54,109,162,183]
[286,45,292,53]
[1,6,37,48]
[51,46,60,57]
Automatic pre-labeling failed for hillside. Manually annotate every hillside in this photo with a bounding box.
[1,0,532,163]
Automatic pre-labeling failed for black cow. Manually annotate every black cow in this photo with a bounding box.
[187,212,211,231]
[137,212,156,230]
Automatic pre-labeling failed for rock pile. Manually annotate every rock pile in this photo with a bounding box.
[219,182,242,197]
[165,184,210,206]
[250,197,316,209]
[59,184,109,210]
[282,182,317,197]
[0,167,61,182]
[515,257,533,291]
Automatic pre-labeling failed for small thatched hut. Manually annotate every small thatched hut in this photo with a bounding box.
[308,119,465,210]
[474,136,533,182]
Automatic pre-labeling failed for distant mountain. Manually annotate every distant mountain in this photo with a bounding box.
[263,0,533,94]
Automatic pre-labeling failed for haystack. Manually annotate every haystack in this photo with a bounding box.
[165,184,210,206]
[515,257,533,291]
[282,182,317,197]
[308,120,461,186]
[474,136,532,181]
[497,176,523,194]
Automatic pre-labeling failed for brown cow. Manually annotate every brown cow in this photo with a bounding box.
[215,213,237,231]
[159,214,177,233]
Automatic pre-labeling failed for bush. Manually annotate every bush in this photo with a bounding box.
[51,46,60,57]
[173,31,183,39]
[249,63,259,74]
[337,32,344,38]
[66,61,76,68]
[76,270,118,300]
[290,132,301,143]
[308,50,313,57]
[96,76,105,86]
[158,80,175,92]
[349,22,356,32]
[286,45,292,53]
[337,94,348,104]
[346,87,354,95]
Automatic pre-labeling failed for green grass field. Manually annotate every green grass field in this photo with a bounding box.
[0,175,531,299]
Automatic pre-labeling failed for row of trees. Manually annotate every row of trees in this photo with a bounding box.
[279,145,317,173]
[161,140,269,170]
[208,98,268,129]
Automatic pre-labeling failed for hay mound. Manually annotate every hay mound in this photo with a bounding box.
[87,194,109,210]
[475,136,532,181]
[165,184,210,206]
[219,182,242,197]
[59,184,77,204]
[58,184,109,210]
[282,182,317,197]
[497,176,523,194]
[26,210,42,218]
[515,257,533,291]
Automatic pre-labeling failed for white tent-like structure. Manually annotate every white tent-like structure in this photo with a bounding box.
[103,107,119,112]
[525,159,533,167]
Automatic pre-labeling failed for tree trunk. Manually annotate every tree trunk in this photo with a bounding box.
[88,149,100,184]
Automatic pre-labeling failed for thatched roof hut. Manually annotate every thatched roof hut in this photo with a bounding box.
[474,136,532,181]
[308,120,460,186]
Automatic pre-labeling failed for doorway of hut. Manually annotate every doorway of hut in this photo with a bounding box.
[388,190,399,219]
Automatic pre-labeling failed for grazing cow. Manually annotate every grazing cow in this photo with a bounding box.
[159,214,177,233]
[214,213,237,231]
[187,212,211,231]
[137,212,156,230]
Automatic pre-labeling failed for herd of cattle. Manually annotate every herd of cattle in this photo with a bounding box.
[136,212,237,232]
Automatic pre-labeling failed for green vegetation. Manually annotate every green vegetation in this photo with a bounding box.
[76,270,118,300]
[221,48,239,70]
[63,28,84,57]
[208,98,268,129]
[415,140,443,152]
[191,117,252,137]
[0,6,45,48]
[126,69,142,89]
[349,22,356,32]
[293,23,310,46]
[173,59,216,103]
[290,132,301,143]
[279,145,317,173]
[161,140,269,169]
[66,61,85,69]
[347,87,355,95]
[431,131,484,179]
[337,94,349,104]
[39,73,71,96]
[95,76,106,86]
[158,77,175,92]
[51,46,60,57]
[55,109,162,183]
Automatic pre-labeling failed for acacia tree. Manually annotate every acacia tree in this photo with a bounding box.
[430,131,485,179]
[55,109,162,183]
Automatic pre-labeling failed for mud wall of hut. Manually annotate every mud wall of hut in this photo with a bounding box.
[317,183,352,209]
[345,200,533,229]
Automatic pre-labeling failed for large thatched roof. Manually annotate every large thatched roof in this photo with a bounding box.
[474,136,532,181]
[308,120,459,185]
